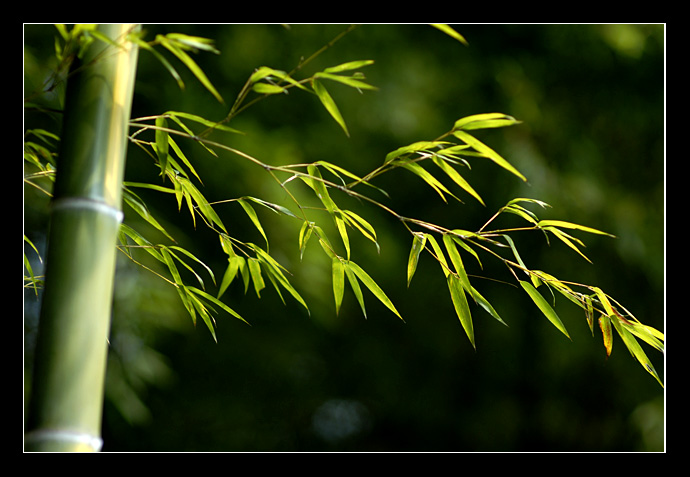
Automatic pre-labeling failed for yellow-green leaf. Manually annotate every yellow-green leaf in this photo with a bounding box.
[448,274,475,348]
[332,258,345,314]
[312,79,349,136]
[407,233,427,287]
[347,261,402,320]
[611,316,664,387]
[599,314,613,358]
[453,130,527,182]
[520,280,570,339]
[430,24,468,45]
[537,220,615,237]
[453,113,520,131]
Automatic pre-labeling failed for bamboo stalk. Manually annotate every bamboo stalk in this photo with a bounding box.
[25,24,140,452]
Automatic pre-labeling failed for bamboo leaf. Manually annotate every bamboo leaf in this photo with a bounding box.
[384,141,451,165]
[313,72,378,91]
[169,245,215,286]
[453,130,527,182]
[332,258,345,315]
[453,113,521,131]
[448,274,475,348]
[323,60,375,73]
[469,286,508,327]
[298,221,314,261]
[520,280,570,339]
[166,110,243,135]
[430,24,468,45]
[544,226,592,263]
[611,316,664,387]
[252,83,286,95]
[407,232,427,287]
[344,262,366,318]
[187,285,249,325]
[312,79,349,136]
[425,234,450,277]
[537,220,615,237]
[443,234,472,292]
[431,154,485,205]
[347,261,402,320]
[238,198,269,249]
[122,187,176,242]
[599,314,613,358]
[400,161,459,203]
[159,35,224,104]
[155,116,169,176]
[218,255,241,299]
[247,258,265,297]
[252,245,309,313]
[342,209,379,252]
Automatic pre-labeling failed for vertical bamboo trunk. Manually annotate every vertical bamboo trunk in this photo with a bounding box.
[25,24,140,452]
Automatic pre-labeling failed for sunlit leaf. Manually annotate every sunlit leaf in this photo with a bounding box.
[407,232,427,287]
[323,60,375,73]
[247,258,265,297]
[218,255,241,299]
[312,79,349,136]
[332,258,345,314]
[431,154,485,205]
[252,83,286,95]
[430,24,468,45]
[155,116,169,176]
[443,234,472,292]
[384,141,451,165]
[599,314,613,358]
[313,72,378,91]
[347,261,402,320]
[611,316,664,387]
[187,285,249,325]
[542,226,592,263]
[400,161,459,203]
[453,113,521,131]
[344,262,366,318]
[469,286,508,327]
[425,234,450,277]
[537,220,615,237]
[448,274,475,348]
[453,130,527,182]
[238,199,269,249]
[298,221,314,261]
[520,280,570,339]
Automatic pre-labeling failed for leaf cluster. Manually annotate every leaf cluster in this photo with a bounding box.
[24,24,664,387]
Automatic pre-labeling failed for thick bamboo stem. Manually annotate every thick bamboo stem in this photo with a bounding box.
[25,24,140,452]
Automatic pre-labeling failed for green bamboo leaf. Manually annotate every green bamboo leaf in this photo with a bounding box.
[503,234,538,285]
[347,261,402,320]
[611,316,663,387]
[407,232,427,287]
[252,83,286,95]
[218,255,242,299]
[247,258,265,298]
[176,176,227,233]
[543,226,592,263]
[450,233,482,269]
[245,196,298,218]
[312,79,349,136]
[537,220,615,237]
[430,24,468,45]
[384,141,451,165]
[160,247,183,286]
[344,262,366,318]
[520,280,571,339]
[502,204,539,225]
[122,188,175,242]
[250,66,309,91]
[252,245,309,313]
[238,199,269,249]
[155,116,169,176]
[323,60,375,73]
[132,36,185,90]
[313,72,377,91]
[400,161,459,203]
[165,33,220,54]
[453,113,520,131]
[159,35,224,103]
[298,221,314,261]
[332,258,345,315]
[453,130,527,182]
[335,211,351,260]
[431,155,485,205]
[425,234,450,277]
[342,209,379,252]
[448,274,475,348]
[443,234,472,292]
[469,286,508,327]
[169,245,216,286]
[187,285,249,325]
[166,110,243,135]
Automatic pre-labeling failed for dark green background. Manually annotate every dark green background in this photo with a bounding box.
[24,24,664,452]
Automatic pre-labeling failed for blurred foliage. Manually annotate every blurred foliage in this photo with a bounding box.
[24,24,664,451]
